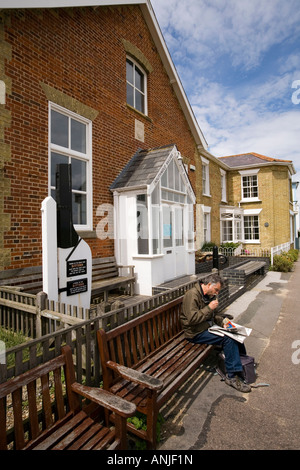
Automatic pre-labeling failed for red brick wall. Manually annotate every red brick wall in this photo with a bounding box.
[3,6,199,268]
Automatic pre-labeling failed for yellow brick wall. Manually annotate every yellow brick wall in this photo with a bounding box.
[195,152,227,248]
[227,165,292,250]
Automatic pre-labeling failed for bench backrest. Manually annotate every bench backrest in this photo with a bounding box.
[0,346,78,450]
[0,266,43,294]
[98,297,183,370]
[92,257,119,283]
[0,257,120,294]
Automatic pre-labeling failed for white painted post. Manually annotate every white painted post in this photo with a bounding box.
[41,197,58,302]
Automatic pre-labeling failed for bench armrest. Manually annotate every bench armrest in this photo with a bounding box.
[107,360,163,391]
[71,382,136,418]
[117,265,135,276]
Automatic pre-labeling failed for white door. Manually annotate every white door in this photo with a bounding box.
[163,204,186,281]
[174,205,186,277]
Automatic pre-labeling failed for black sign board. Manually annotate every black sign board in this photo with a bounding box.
[67,259,87,277]
[67,278,88,296]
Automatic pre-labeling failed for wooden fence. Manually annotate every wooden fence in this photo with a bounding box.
[0,279,203,386]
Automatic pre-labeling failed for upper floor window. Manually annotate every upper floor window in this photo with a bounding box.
[240,169,259,201]
[242,175,258,198]
[49,104,92,230]
[126,57,147,115]
[201,156,210,196]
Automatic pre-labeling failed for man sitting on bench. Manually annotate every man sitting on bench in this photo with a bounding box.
[180,273,251,393]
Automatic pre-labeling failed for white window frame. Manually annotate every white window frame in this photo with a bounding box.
[220,207,243,243]
[126,56,148,115]
[203,206,211,243]
[201,156,210,196]
[243,209,262,243]
[48,102,93,231]
[134,157,195,257]
[220,169,227,202]
[239,169,260,202]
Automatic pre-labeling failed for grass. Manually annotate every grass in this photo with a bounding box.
[0,327,29,349]
[0,327,32,368]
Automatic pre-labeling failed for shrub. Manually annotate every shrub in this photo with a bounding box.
[220,242,240,250]
[288,249,299,262]
[201,242,217,251]
[271,254,293,272]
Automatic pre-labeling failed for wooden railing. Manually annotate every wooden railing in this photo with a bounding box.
[0,278,205,386]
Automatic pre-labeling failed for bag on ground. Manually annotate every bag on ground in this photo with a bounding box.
[217,352,256,384]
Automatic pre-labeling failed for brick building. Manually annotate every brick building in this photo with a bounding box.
[0,0,215,295]
[0,1,297,296]
[219,153,296,251]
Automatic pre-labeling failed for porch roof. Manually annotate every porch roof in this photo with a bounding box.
[110,144,176,191]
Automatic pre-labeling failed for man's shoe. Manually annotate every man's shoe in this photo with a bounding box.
[225,375,251,393]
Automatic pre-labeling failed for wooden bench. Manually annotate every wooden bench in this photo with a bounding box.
[97,297,213,449]
[0,345,136,450]
[0,266,43,294]
[91,257,135,302]
[0,256,135,301]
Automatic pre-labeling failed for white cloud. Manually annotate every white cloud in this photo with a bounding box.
[192,78,300,166]
[152,0,300,71]
[151,0,300,212]
[187,69,300,166]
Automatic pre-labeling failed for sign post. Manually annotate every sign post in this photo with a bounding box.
[42,164,92,312]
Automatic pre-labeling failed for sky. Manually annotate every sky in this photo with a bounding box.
[151,0,300,203]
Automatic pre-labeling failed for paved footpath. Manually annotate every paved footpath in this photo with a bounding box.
[159,260,300,451]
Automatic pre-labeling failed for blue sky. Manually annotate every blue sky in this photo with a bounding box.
[151,0,300,195]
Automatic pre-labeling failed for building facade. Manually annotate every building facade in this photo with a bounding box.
[0,1,210,295]
[0,2,297,297]
[218,153,296,251]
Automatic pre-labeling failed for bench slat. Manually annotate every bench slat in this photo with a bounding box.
[97,296,213,449]
[0,256,135,300]
[0,346,136,450]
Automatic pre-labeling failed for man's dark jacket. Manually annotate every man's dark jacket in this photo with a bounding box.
[180,282,224,339]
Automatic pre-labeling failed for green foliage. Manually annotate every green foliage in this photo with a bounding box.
[0,327,28,348]
[127,411,164,450]
[201,241,217,250]
[270,249,298,273]
[201,242,240,251]
[271,253,293,272]
[288,248,299,262]
[0,327,41,369]
[220,242,240,250]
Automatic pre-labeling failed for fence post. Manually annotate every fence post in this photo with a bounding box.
[36,292,47,338]
[213,245,219,272]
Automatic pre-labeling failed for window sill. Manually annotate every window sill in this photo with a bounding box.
[132,254,164,259]
[240,198,261,203]
[126,104,152,122]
